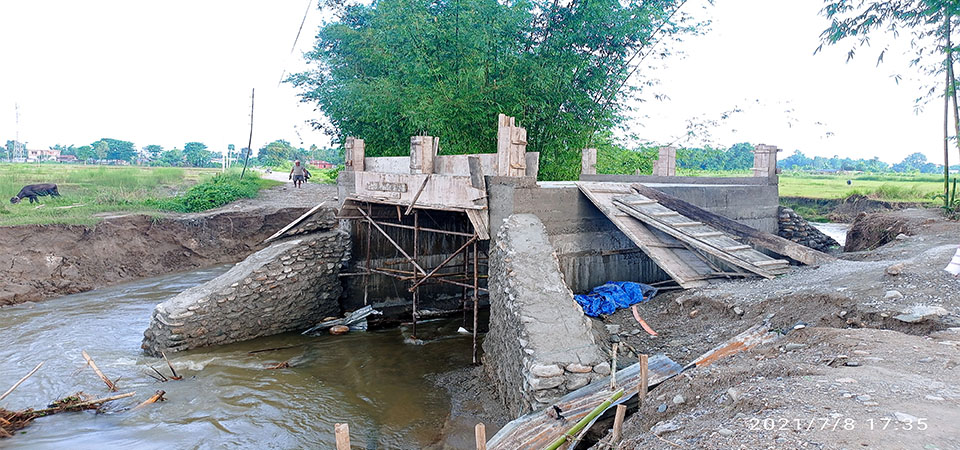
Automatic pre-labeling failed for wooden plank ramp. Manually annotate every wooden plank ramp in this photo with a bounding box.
[613,193,790,278]
[577,182,716,289]
[630,183,833,266]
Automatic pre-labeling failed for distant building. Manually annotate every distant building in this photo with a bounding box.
[27,148,61,162]
[57,155,78,163]
[310,160,334,169]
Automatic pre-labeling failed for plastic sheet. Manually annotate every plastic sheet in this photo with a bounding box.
[574,281,658,317]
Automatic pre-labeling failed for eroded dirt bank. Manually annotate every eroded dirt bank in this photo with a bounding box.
[0,183,338,306]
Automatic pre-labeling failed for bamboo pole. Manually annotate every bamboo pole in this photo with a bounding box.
[475,423,487,450]
[0,361,43,403]
[412,211,419,337]
[335,423,350,450]
[472,239,479,364]
[31,391,136,415]
[611,404,627,443]
[81,350,117,392]
[132,390,166,410]
[638,353,649,410]
[544,389,624,450]
[610,343,619,390]
[357,207,427,275]
[408,235,478,292]
[161,351,182,380]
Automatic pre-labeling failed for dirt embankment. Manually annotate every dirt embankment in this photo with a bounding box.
[587,207,960,449]
[781,195,924,223]
[0,183,338,306]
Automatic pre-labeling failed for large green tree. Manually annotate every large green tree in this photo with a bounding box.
[184,141,213,167]
[258,139,297,167]
[90,138,136,162]
[288,0,704,180]
[143,145,164,160]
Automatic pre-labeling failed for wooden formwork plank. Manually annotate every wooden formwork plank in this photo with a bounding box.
[577,182,714,289]
[613,194,785,279]
[629,183,834,266]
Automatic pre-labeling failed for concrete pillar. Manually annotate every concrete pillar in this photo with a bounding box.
[409,135,439,174]
[496,114,527,177]
[581,148,597,175]
[344,137,365,172]
[652,145,676,176]
[752,144,781,182]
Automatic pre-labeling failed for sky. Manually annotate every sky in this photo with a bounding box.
[0,0,948,164]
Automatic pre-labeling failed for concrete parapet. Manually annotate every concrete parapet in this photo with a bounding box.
[142,227,349,356]
[652,146,677,176]
[483,214,605,416]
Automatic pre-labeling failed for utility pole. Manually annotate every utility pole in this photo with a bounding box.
[240,88,255,180]
[14,103,20,162]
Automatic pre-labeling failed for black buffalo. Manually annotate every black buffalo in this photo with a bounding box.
[11,183,61,204]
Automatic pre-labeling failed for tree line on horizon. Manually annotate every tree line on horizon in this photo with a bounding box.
[597,142,960,175]
[1,138,345,168]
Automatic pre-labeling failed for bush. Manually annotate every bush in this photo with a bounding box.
[152,173,263,212]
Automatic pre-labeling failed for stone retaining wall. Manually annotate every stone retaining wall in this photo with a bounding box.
[142,228,349,356]
[777,206,839,252]
[483,214,606,417]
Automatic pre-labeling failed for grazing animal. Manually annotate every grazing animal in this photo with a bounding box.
[10,183,60,204]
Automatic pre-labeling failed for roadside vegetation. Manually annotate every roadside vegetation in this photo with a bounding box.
[0,164,277,226]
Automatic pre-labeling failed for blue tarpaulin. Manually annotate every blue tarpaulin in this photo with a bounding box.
[574,282,658,317]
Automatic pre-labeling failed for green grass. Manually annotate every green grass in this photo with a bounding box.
[152,170,279,212]
[779,172,942,202]
[0,163,277,226]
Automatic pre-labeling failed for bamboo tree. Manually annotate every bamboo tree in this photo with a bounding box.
[819,0,959,206]
[946,11,952,207]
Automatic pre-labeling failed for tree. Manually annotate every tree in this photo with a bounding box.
[288,0,705,180]
[74,145,95,163]
[93,141,109,163]
[89,138,136,162]
[143,145,164,160]
[818,0,960,204]
[160,148,185,167]
[183,141,212,167]
[258,140,297,167]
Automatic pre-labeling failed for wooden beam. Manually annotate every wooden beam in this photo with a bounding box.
[263,202,326,244]
[629,183,834,266]
[404,175,430,215]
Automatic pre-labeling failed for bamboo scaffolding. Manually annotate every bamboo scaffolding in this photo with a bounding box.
[350,200,486,360]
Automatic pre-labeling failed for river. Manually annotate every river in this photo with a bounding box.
[810,222,850,247]
[0,266,477,449]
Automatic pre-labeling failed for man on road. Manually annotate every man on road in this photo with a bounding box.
[289,160,310,188]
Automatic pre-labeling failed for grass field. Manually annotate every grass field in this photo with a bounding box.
[779,172,944,202]
[0,164,278,226]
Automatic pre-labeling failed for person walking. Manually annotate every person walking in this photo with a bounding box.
[289,160,307,188]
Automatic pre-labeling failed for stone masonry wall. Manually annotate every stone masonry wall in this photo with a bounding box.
[142,228,349,356]
[483,214,607,417]
[778,206,839,252]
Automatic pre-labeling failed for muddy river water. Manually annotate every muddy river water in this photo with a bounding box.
[1,266,479,449]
